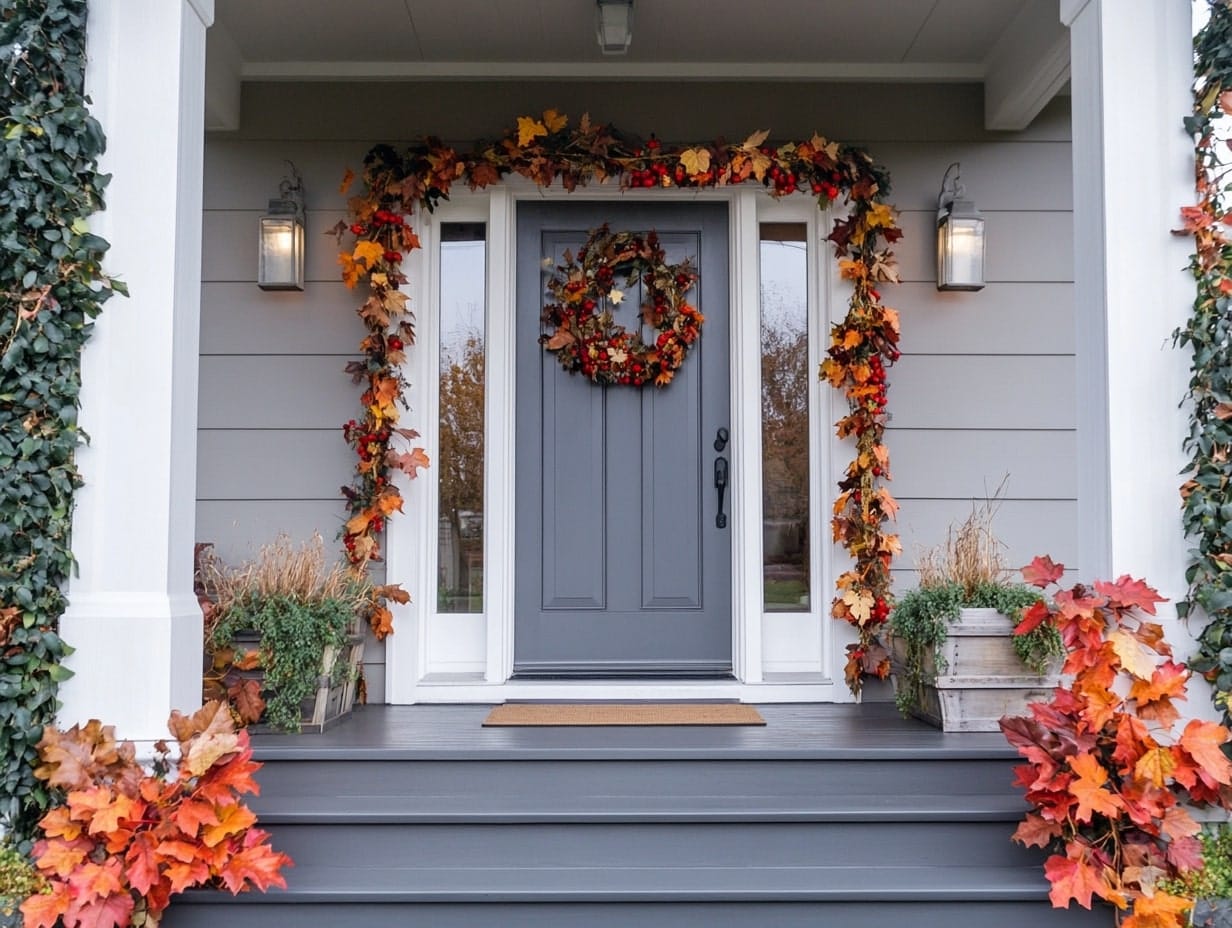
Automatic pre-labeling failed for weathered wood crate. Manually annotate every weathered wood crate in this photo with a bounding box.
[891,608,1061,733]
[302,633,365,733]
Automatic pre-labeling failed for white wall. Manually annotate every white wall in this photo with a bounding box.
[198,81,1075,701]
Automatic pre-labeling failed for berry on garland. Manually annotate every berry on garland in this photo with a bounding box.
[541,224,702,387]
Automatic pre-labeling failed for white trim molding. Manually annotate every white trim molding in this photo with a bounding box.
[64,0,210,738]
[1064,1,1192,603]
[384,181,849,703]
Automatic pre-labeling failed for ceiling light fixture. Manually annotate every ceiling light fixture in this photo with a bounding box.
[596,0,634,55]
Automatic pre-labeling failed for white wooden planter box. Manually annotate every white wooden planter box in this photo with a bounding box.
[891,607,1061,733]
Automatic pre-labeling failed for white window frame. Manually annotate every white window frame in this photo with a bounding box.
[385,180,856,703]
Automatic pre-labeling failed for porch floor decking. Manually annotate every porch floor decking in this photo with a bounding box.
[248,701,1016,759]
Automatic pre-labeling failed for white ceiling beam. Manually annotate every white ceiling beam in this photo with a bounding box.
[238,59,986,83]
[205,19,242,131]
[983,0,1070,131]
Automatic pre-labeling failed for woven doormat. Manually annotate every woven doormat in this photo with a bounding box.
[482,702,765,727]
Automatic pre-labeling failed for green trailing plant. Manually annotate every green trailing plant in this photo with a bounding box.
[0,0,124,848]
[1182,0,1232,725]
[0,839,44,924]
[891,581,1055,716]
[1162,824,1232,901]
[889,496,1062,717]
[202,536,369,733]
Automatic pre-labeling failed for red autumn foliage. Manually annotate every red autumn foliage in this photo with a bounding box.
[1001,558,1232,928]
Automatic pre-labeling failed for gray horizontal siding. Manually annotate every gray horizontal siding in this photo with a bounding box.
[198,81,1076,701]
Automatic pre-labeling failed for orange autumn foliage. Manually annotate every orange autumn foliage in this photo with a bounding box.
[1001,558,1232,927]
[20,702,290,928]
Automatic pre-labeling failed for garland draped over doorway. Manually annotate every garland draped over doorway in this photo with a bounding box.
[335,110,902,694]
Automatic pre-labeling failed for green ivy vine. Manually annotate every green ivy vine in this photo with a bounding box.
[0,0,121,848]
[1182,1,1232,724]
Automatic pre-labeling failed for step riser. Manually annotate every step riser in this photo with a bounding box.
[165,899,1107,928]
[253,757,1021,801]
[260,820,1038,869]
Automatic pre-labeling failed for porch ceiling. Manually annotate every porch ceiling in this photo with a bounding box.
[206,0,1069,132]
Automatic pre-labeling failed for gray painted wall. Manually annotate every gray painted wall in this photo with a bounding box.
[198,81,1075,701]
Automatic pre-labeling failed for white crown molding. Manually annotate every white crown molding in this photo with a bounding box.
[239,59,986,83]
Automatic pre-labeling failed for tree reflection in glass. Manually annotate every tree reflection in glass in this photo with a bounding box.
[760,224,810,613]
[438,224,486,613]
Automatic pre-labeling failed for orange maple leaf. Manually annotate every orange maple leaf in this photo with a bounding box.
[1178,719,1232,785]
[20,881,70,928]
[35,836,90,878]
[388,447,431,478]
[1069,754,1122,822]
[202,801,258,848]
[217,840,292,894]
[352,240,385,269]
[1045,850,1109,909]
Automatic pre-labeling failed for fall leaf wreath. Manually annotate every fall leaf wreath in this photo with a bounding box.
[541,225,701,387]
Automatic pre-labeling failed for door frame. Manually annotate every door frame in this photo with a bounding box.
[384,178,858,703]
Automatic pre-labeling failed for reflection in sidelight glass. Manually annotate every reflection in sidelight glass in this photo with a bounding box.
[760,223,810,613]
[437,223,486,613]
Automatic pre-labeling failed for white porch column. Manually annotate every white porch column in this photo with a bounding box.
[1062,0,1192,597]
[58,0,213,738]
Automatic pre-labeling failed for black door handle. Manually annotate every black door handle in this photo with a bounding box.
[714,456,729,529]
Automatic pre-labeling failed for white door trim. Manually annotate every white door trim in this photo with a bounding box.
[385,177,852,703]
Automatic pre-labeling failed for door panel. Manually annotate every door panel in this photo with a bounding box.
[514,202,731,677]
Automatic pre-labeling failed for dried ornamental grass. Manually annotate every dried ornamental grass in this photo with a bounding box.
[915,495,1010,596]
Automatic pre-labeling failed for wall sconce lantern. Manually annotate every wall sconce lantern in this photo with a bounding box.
[258,165,305,291]
[935,162,985,292]
[596,0,634,55]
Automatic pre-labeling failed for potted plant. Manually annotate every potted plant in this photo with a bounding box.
[199,534,369,733]
[888,499,1063,731]
[1001,556,1232,928]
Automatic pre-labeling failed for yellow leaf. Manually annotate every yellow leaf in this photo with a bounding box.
[841,330,863,350]
[863,202,896,230]
[1109,629,1157,680]
[679,147,711,176]
[841,588,874,624]
[517,116,548,147]
[542,108,568,133]
[339,168,355,194]
[353,240,385,268]
[810,133,840,161]
[1134,747,1175,787]
[741,128,770,151]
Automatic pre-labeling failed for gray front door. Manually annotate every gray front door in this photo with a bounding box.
[514,202,732,677]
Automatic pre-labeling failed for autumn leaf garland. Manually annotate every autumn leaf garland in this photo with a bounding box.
[337,111,902,690]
